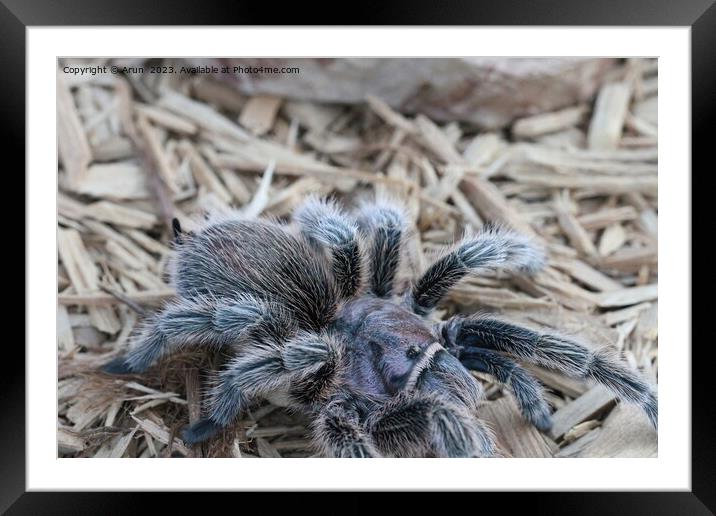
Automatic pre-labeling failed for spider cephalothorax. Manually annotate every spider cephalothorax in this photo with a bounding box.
[103,196,657,457]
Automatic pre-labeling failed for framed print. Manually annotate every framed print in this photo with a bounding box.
[8,0,712,512]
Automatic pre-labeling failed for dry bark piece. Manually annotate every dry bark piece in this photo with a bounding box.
[505,169,657,195]
[179,141,233,204]
[131,415,191,456]
[598,223,627,256]
[596,284,658,308]
[109,425,139,458]
[92,136,135,162]
[548,385,616,440]
[600,245,657,272]
[57,305,76,353]
[571,403,657,457]
[57,71,92,187]
[366,94,417,133]
[512,105,587,139]
[603,302,653,327]
[158,90,250,142]
[553,191,598,258]
[577,206,638,230]
[58,228,121,334]
[550,257,623,292]
[282,100,343,133]
[59,288,175,307]
[588,82,632,150]
[479,396,555,458]
[135,103,198,135]
[516,144,656,175]
[73,162,151,200]
[255,437,282,458]
[191,78,247,113]
[84,201,159,229]
[58,427,88,454]
[556,426,603,457]
[136,115,180,194]
[239,95,283,135]
[462,133,502,166]
[460,176,537,237]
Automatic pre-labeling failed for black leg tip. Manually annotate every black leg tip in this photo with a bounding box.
[101,356,134,375]
[182,419,222,445]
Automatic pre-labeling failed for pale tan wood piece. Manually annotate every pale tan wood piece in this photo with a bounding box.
[480,396,555,458]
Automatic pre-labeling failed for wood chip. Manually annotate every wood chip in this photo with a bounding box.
[57,71,92,186]
[577,206,638,230]
[587,82,632,150]
[58,228,121,333]
[131,415,191,456]
[480,396,555,458]
[109,425,139,458]
[74,162,151,200]
[600,245,657,272]
[84,201,159,229]
[415,114,465,164]
[513,105,587,138]
[239,95,283,135]
[548,385,616,440]
[506,169,657,195]
[59,288,175,307]
[58,427,87,454]
[596,284,658,308]
[366,95,416,133]
[136,115,180,194]
[191,78,246,113]
[460,176,537,237]
[282,100,342,133]
[554,191,597,257]
[158,90,250,142]
[550,257,623,292]
[598,223,627,256]
[135,103,198,135]
[57,305,76,353]
[179,140,233,204]
[462,133,502,166]
[572,403,657,457]
[602,302,653,326]
[255,437,282,458]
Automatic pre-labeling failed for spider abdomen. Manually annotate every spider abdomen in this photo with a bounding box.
[173,219,338,331]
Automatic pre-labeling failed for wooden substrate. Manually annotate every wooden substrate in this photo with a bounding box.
[57,58,658,458]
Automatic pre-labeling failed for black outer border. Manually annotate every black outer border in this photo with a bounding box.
[7,1,712,513]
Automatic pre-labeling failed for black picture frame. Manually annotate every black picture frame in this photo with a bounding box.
[8,1,711,513]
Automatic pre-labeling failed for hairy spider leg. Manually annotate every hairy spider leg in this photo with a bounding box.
[408,226,545,315]
[293,196,364,299]
[313,393,379,458]
[445,316,657,428]
[183,331,345,445]
[459,347,553,431]
[355,197,409,298]
[102,294,286,374]
[367,392,495,458]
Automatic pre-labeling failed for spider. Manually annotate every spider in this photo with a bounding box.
[103,196,657,457]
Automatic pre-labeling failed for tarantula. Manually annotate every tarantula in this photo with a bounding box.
[103,196,657,457]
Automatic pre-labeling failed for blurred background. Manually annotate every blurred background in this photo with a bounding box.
[57,57,658,458]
